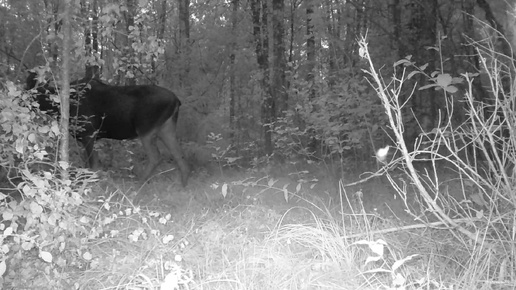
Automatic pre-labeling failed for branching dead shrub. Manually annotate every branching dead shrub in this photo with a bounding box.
[358,28,515,287]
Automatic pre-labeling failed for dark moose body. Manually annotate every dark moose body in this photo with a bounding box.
[26,72,190,187]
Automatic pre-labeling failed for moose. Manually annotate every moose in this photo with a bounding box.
[25,71,190,187]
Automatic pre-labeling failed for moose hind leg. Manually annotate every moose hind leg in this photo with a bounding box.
[158,118,190,186]
[140,132,161,181]
[81,138,101,169]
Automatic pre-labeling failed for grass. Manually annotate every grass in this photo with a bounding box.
[21,167,490,289]
[3,157,514,289]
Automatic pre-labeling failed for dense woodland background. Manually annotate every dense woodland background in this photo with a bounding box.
[1,0,515,172]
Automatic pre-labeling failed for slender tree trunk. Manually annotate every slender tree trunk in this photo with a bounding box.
[476,0,513,94]
[461,0,487,104]
[152,0,167,77]
[250,0,271,154]
[407,0,437,116]
[178,0,191,92]
[82,0,99,79]
[43,0,53,63]
[395,0,438,150]
[60,0,72,179]
[52,2,61,64]
[422,0,438,116]
[91,0,99,77]
[124,0,136,85]
[390,0,402,58]
[288,0,299,64]
[351,0,366,67]
[261,0,273,155]
[325,0,337,86]
[306,0,315,100]
[178,0,190,39]
[271,0,287,117]
[157,0,167,43]
[305,0,318,153]
[229,0,238,142]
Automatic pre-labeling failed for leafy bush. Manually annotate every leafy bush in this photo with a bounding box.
[0,82,59,168]
[0,82,98,289]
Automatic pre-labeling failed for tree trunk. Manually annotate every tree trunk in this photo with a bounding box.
[178,0,190,40]
[288,0,299,64]
[178,0,191,92]
[351,0,366,67]
[414,0,437,116]
[81,0,100,79]
[461,0,488,105]
[229,0,238,142]
[476,0,513,94]
[157,0,167,42]
[324,0,338,86]
[60,0,72,180]
[306,0,315,100]
[271,0,287,117]
[398,0,438,149]
[152,0,167,78]
[412,0,437,115]
[124,0,136,85]
[52,2,61,64]
[250,0,272,155]
[390,0,403,58]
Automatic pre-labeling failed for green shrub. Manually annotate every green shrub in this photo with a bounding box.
[0,81,97,289]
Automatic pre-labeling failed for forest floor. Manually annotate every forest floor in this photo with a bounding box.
[84,161,469,289]
[5,160,476,289]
